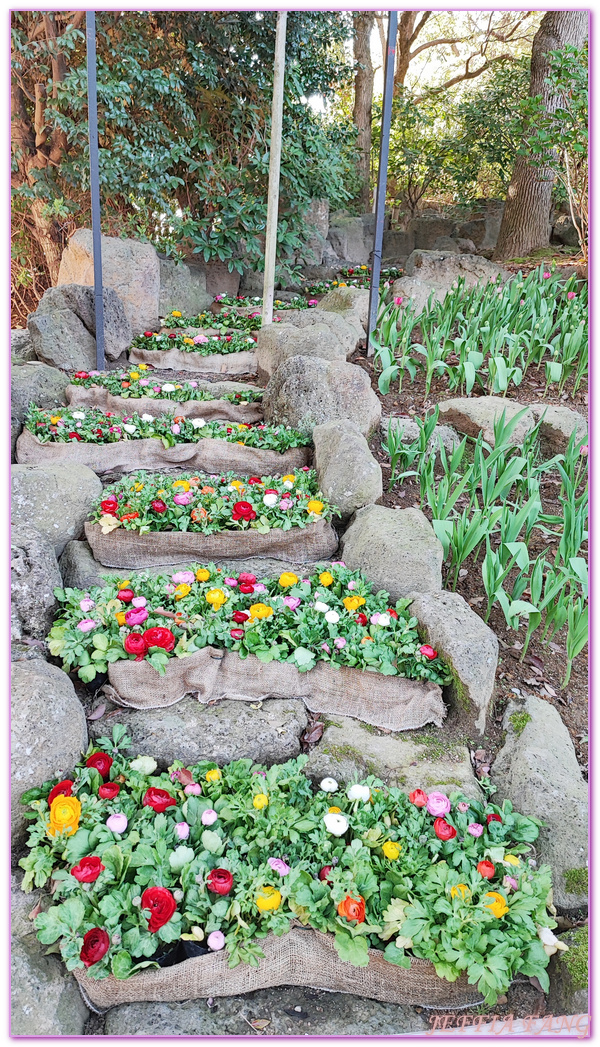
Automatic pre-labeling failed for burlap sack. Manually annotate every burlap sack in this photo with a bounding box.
[85,518,338,569]
[73,926,482,1010]
[129,347,256,374]
[66,385,263,423]
[16,430,311,476]
[106,646,445,731]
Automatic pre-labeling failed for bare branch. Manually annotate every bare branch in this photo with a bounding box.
[413,52,513,102]
[409,36,470,61]
[407,11,431,48]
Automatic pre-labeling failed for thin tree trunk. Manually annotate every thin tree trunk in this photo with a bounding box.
[493,10,587,261]
[353,11,374,212]
[394,12,418,90]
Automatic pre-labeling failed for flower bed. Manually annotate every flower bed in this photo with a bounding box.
[20,728,559,1008]
[135,330,256,353]
[18,408,310,476]
[128,344,256,375]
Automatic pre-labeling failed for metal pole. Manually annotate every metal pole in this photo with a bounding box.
[366,10,397,356]
[262,11,287,328]
[86,11,105,370]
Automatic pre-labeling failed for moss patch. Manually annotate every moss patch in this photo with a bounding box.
[564,867,588,895]
[561,926,588,991]
[320,744,379,778]
[509,711,532,737]
[412,732,465,763]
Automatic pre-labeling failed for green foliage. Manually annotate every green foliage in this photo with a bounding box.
[560,925,588,990]
[508,712,532,738]
[563,868,588,896]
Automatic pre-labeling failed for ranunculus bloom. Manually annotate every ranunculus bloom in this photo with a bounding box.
[230,628,244,640]
[333,637,346,649]
[174,491,193,505]
[125,607,149,627]
[79,598,95,613]
[382,840,401,860]
[47,780,73,806]
[483,891,509,918]
[185,783,202,796]
[337,894,365,923]
[320,777,338,793]
[253,793,269,810]
[175,822,190,840]
[77,619,97,633]
[124,632,148,660]
[503,875,518,892]
[319,865,333,883]
[433,818,457,841]
[48,795,81,837]
[487,813,502,825]
[457,802,470,813]
[323,812,348,836]
[106,812,128,834]
[100,497,119,516]
[98,782,120,800]
[141,886,177,932]
[268,857,291,876]
[131,597,147,608]
[232,610,250,623]
[255,886,282,912]
[207,930,225,951]
[131,755,158,775]
[409,789,428,808]
[207,868,233,895]
[117,588,134,603]
[426,791,451,817]
[477,860,496,880]
[419,644,438,660]
[80,927,110,967]
[86,752,113,780]
[201,808,218,825]
[224,576,238,587]
[238,572,257,584]
[468,822,484,837]
[283,596,301,611]
[232,500,256,522]
[71,856,105,883]
[151,499,168,513]
[355,612,368,626]
[239,583,255,595]
[347,784,370,803]
[172,571,195,585]
[143,627,176,651]
[143,787,177,813]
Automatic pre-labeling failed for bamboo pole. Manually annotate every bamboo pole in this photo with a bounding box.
[262,11,287,328]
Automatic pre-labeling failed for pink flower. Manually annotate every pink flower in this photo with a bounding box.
[125,607,149,627]
[503,875,518,891]
[394,296,403,306]
[580,444,588,456]
[426,792,451,817]
[184,783,202,795]
[106,813,128,833]
[79,598,95,613]
[321,643,331,654]
[153,386,161,393]
[347,580,356,591]
[468,822,484,837]
[77,619,97,633]
[188,381,198,388]
[201,809,218,826]
[457,802,470,813]
[543,271,551,279]
[279,499,292,510]
[173,491,193,505]
[334,637,346,649]
[567,291,577,300]
[224,577,238,587]
[370,613,382,625]
[283,596,301,610]
[308,299,318,306]
[172,571,195,585]
[331,561,346,567]
[207,931,225,951]
[520,299,525,306]
[253,583,267,594]
[131,597,147,608]
[175,822,190,840]
[139,378,150,386]
[193,334,209,344]
[171,424,181,435]
[165,584,176,594]
[268,857,291,876]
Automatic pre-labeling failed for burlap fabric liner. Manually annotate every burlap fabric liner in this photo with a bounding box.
[107,646,445,731]
[129,347,256,374]
[85,518,338,569]
[66,384,263,423]
[73,926,481,1009]
[16,429,310,477]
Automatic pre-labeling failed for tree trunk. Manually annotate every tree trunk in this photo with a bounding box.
[493,10,588,260]
[353,11,374,212]
[394,12,418,90]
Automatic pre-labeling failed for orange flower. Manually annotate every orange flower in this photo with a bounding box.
[337,894,365,923]
[191,507,208,522]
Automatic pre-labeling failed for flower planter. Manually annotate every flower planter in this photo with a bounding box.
[66,385,264,424]
[104,644,445,730]
[73,925,482,1010]
[16,429,310,477]
[84,518,338,569]
[129,346,256,375]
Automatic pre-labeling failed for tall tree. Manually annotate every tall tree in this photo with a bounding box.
[352,11,374,211]
[493,11,587,260]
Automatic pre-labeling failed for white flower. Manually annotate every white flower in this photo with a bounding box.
[323,812,348,836]
[377,613,390,628]
[123,424,137,434]
[161,384,176,392]
[324,610,339,624]
[71,411,86,419]
[141,413,155,422]
[347,784,370,803]
[130,755,158,775]
[282,480,294,489]
[320,777,338,793]
[537,926,569,957]
[314,601,329,613]
[263,493,278,507]
[191,418,206,429]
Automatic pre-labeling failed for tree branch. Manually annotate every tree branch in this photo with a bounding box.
[409,36,470,61]
[407,11,431,48]
[413,52,513,101]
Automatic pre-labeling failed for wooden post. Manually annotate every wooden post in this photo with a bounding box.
[262,11,287,328]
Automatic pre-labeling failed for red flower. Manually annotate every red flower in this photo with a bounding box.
[141,887,177,932]
[230,628,244,640]
[168,332,177,339]
[143,627,176,652]
[355,613,368,626]
[388,608,398,619]
[98,782,120,800]
[207,869,234,896]
[348,267,354,274]
[487,813,502,825]
[74,371,90,379]
[225,335,232,342]
[120,512,139,523]
[239,583,255,595]
[80,927,110,967]
[47,780,73,806]
[151,499,168,514]
[71,856,105,883]
[86,752,113,780]
[433,818,457,841]
[232,610,250,623]
[143,331,153,337]
[409,789,428,808]
[232,501,256,522]
[143,787,177,813]
[477,860,495,880]
[117,588,134,603]
[248,479,262,486]
[318,865,333,884]
[124,632,148,660]
[419,645,438,660]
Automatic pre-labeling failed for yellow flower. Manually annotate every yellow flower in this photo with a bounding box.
[174,384,182,390]
[50,415,61,424]
[237,424,249,430]
[172,479,190,491]
[48,796,81,838]
[282,474,295,483]
[130,372,140,380]
[156,491,166,497]
[343,595,366,612]
[256,886,282,912]
[138,364,148,370]
[174,583,191,600]
[329,806,342,814]
[504,855,520,866]
[382,841,401,860]
[279,572,298,588]
[339,282,347,287]
[118,580,131,589]
[450,883,471,900]
[306,500,324,515]
[253,793,269,810]
[249,603,274,620]
[134,482,144,492]
[205,768,221,782]
[206,588,227,608]
[484,892,509,919]
[171,310,182,317]
[319,571,334,587]
[115,611,127,626]
[230,479,245,491]
[196,568,211,582]
[183,338,194,345]
[332,281,338,286]
[360,265,367,270]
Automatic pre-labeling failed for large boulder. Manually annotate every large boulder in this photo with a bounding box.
[319,285,369,337]
[11,524,62,642]
[382,229,415,263]
[326,214,377,265]
[11,361,68,462]
[410,216,454,250]
[256,322,346,380]
[11,329,36,361]
[11,938,89,1036]
[158,257,212,317]
[11,463,102,556]
[433,236,460,253]
[529,403,587,457]
[392,250,509,316]
[552,214,580,248]
[58,228,161,335]
[381,416,460,459]
[339,505,443,602]
[406,590,498,735]
[547,927,588,1017]
[438,396,535,448]
[272,308,359,355]
[89,698,308,768]
[313,420,382,518]
[457,200,505,251]
[11,661,88,846]
[306,717,481,799]
[491,694,588,912]
[263,355,381,439]
[33,283,132,361]
[27,308,97,372]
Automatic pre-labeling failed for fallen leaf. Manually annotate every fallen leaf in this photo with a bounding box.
[544,683,557,697]
[528,975,545,993]
[28,900,43,921]
[549,642,563,653]
[303,723,324,745]
[174,767,194,787]
[525,654,544,672]
[87,703,106,721]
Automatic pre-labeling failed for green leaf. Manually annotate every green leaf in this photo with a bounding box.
[111,950,133,979]
[383,941,411,968]
[169,845,195,873]
[201,830,222,854]
[333,929,369,967]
